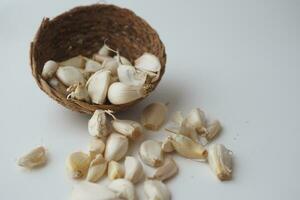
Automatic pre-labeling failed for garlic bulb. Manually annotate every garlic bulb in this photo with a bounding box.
[124,156,144,184]
[135,53,161,73]
[150,157,178,181]
[86,154,108,182]
[88,138,106,159]
[86,70,111,104]
[66,152,91,179]
[108,161,124,180]
[108,82,145,105]
[42,60,58,80]
[67,83,90,102]
[18,146,47,168]
[88,110,110,138]
[112,119,143,140]
[139,140,164,167]
[141,102,168,131]
[105,133,129,161]
[60,55,85,68]
[114,55,132,65]
[117,65,147,86]
[84,59,103,73]
[108,179,136,200]
[144,180,170,200]
[56,66,86,87]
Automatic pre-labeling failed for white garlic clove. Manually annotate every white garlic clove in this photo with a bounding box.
[124,156,144,184]
[108,161,124,180]
[135,53,161,73]
[88,138,106,159]
[84,59,103,73]
[144,180,170,200]
[86,154,108,182]
[150,157,178,181]
[105,133,129,161]
[48,77,68,94]
[56,66,86,87]
[93,54,112,63]
[86,70,111,104]
[67,83,90,102]
[88,110,110,138]
[161,137,174,153]
[42,60,58,80]
[108,82,145,105]
[114,55,132,65]
[60,55,85,68]
[184,108,207,135]
[108,179,136,200]
[206,120,222,142]
[141,102,168,131]
[98,44,112,56]
[66,152,91,179]
[102,58,119,76]
[117,64,147,86]
[112,119,143,140]
[139,140,164,167]
[18,146,47,168]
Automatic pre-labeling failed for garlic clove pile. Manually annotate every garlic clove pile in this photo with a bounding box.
[67,83,90,102]
[88,110,110,138]
[86,154,108,182]
[42,60,58,80]
[60,55,86,68]
[88,138,106,159]
[108,161,124,180]
[124,156,144,184]
[112,119,143,140]
[105,133,129,161]
[108,179,136,200]
[144,180,170,200]
[56,66,86,87]
[141,102,168,131]
[18,146,47,168]
[66,151,91,179]
[139,140,164,167]
[84,59,103,73]
[117,64,147,86]
[150,157,178,181]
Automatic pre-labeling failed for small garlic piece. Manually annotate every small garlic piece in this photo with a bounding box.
[135,53,161,73]
[124,156,144,184]
[42,60,58,79]
[150,157,178,181]
[206,120,222,141]
[141,102,168,131]
[208,144,233,181]
[114,55,132,65]
[48,77,68,94]
[108,161,124,180]
[184,108,207,135]
[66,152,91,179]
[88,138,106,159]
[112,119,143,140]
[67,83,90,102]
[108,179,136,200]
[18,146,47,168]
[102,58,119,76]
[87,154,108,182]
[144,180,170,200]
[108,82,145,105]
[56,66,85,86]
[98,44,112,56]
[88,110,110,138]
[161,137,174,153]
[105,133,129,161]
[117,65,147,86]
[60,55,85,68]
[84,59,103,73]
[139,140,164,167]
[86,70,111,104]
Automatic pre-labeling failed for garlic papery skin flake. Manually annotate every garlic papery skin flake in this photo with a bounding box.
[135,53,161,73]
[88,138,106,159]
[67,83,90,102]
[56,66,86,87]
[150,157,178,181]
[108,179,136,200]
[208,144,233,181]
[108,82,145,105]
[108,161,124,180]
[42,60,58,80]
[161,137,174,153]
[60,55,86,68]
[86,70,111,104]
[117,65,147,86]
[86,154,108,182]
[112,119,143,140]
[124,156,144,184]
[206,120,222,142]
[18,146,47,168]
[114,55,132,65]
[144,180,170,200]
[105,133,129,161]
[141,102,168,131]
[88,110,110,138]
[84,59,103,73]
[139,140,164,167]
[66,152,91,179]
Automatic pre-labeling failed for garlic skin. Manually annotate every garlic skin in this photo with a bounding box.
[117,65,147,86]
[112,119,143,140]
[114,55,132,65]
[124,156,144,184]
[60,55,85,68]
[108,82,145,105]
[67,83,90,102]
[18,146,47,168]
[139,140,164,167]
[135,53,161,73]
[86,154,108,182]
[86,70,111,104]
[56,66,85,87]
[84,59,103,73]
[108,161,124,180]
[66,152,91,179]
[161,137,174,153]
[42,60,58,80]
[88,138,106,159]
[105,133,129,161]
[150,157,178,181]
[88,110,110,138]
[208,144,233,181]
[108,179,136,200]
[141,102,168,131]
[144,180,170,200]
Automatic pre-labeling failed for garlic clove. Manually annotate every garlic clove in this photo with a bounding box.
[42,60,58,80]
[102,58,119,76]
[86,70,111,104]
[117,64,147,86]
[108,161,124,180]
[184,108,207,135]
[56,66,86,87]
[88,138,106,159]
[86,154,108,182]
[150,157,178,181]
[139,140,164,167]
[93,54,112,63]
[67,83,90,102]
[48,77,68,95]
[108,179,136,200]
[171,111,184,125]
[178,125,199,142]
[161,137,174,153]
[105,133,129,161]
[134,53,161,73]
[98,44,112,56]
[84,59,103,73]
[208,144,233,181]
[112,119,143,140]
[206,120,222,142]
[18,146,47,168]
[66,152,91,179]
[88,110,110,138]
[114,55,132,65]
[144,180,170,200]
[141,102,168,131]
[60,55,85,68]
[108,82,145,105]
[124,156,144,184]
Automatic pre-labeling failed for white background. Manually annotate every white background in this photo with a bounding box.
[0,0,300,199]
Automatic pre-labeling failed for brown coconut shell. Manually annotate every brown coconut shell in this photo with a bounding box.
[30,4,166,114]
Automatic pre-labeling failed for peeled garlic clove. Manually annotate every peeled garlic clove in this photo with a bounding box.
[98,44,112,56]
[114,55,132,65]
[208,144,233,181]
[161,137,174,153]
[144,180,170,200]
[48,77,68,94]
[67,83,90,102]
[88,138,106,159]
[88,110,110,138]
[108,82,145,105]
[170,134,208,159]
[141,102,168,131]
[66,152,91,179]
[124,156,144,184]
[117,65,147,86]
[60,55,85,68]
[135,53,161,73]
[150,157,178,181]
[112,119,143,140]
[184,108,207,135]
[42,60,58,80]
[84,59,103,73]
[18,146,47,168]
[102,58,119,76]
[105,133,129,161]
[139,140,164,167]
[86,70,111,104]
[206,120,222,141]
[87,154,108,182]
[108,179,136,200]
[108,161,124,180]
[56,66,85,86]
